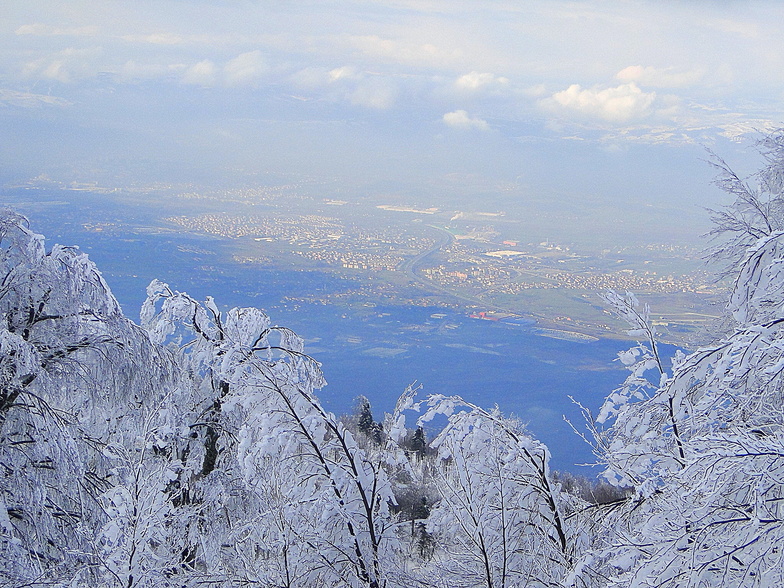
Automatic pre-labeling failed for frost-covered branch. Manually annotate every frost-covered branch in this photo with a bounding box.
[404,393,577,588]
[572,131,784,587]
[141,281,401,587]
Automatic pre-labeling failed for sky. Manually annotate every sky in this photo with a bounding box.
[2,1,784,244]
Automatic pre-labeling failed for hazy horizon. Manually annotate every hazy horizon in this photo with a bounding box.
[3,1,784,249]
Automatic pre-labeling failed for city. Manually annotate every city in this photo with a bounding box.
[162,191,722,343]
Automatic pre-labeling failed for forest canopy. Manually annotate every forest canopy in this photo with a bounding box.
[2,131,784,587]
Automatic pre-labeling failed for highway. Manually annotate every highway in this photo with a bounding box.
[398,223,528,316]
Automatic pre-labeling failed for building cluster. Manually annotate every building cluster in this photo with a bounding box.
[296,248,402,271]
[421,264,513,290]
[165,213,435,273]
[164,212,712,301]
[165,212,343,241]
[176,182,312,204]
[535,268,711,294]
[459,267,709,296]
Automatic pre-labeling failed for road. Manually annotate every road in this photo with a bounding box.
[398,224,529,316]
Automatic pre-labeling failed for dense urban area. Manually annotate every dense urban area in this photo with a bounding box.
[160,188,721,341]
[8,174,722,343]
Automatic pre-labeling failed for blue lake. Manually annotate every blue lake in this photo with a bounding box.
[291,303,629,474]
[2,188,639,473]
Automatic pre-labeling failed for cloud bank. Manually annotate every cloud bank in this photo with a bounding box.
[454,71,509,92]
[443,110,489,130]
[182,60,217,86]
[2,0,783,187]
[547,83,657,123]
[224,51,267,87]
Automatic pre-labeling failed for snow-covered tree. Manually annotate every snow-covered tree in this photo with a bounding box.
[0,210,409,587]
[0,211,182,586]
[141,281,403,587]
[570,131,784,587]
[391,394,579,588]
[706,130,784,275]
[9,131,784,588]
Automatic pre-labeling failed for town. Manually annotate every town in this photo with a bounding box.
[164,200,721,342]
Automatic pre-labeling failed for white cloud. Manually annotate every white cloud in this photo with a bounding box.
[616,65,702,88]
[290,66,359,89]
[289,66,396,109]
[349,77,398,109]
[224,50,267,86]
[455,71,509,91]
[4,1,783,164]
[442,109,489,130]
[21,47,102,83]
[182,60,217,86]
[547,83,656,122]
[37,60,69,83]
[329,66,359,82]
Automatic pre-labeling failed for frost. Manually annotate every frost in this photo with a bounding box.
[4,129,784,588]
[571,131,784,588]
